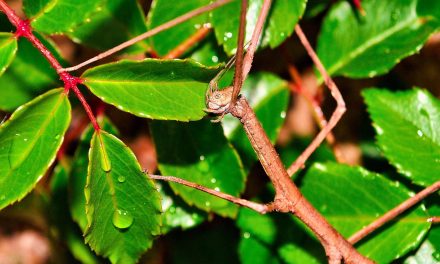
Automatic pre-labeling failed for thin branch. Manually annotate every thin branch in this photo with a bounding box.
[428,216,440,224]
[241,0,272,82]
[164,26,212,59]
[148,174,269,214]
[287,65,346,163]
[287,25,346,176]
[229,97,373,264]
[230,0,248,108]
[61,0,233,72]
[70,85,100,131]
[349,181,440,244]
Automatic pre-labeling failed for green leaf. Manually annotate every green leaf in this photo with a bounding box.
[237,207,324,264]
[50,163,100,264]
[0,88,71,210]
[67,0,148,54]
[0,33,17,77]
[211,0,307,55]
[82,59,219,121]
[150,119,246,218]
[222,72,289,168]
[0,34,63,111]
[147,0,210,56]
[158,182,207,234]
[317,0,440,78]
[69,117,118,231]
[301,162,430,263]
[85,131,161,264]
[189,35,228,67]
[363,88,440,186]
[427,201,440,259]
[22,0,51,18]
[24,0,105,34]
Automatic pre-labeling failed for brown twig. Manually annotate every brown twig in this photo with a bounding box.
[241,0,272,82]
[349,181,440,244]
[229,97,372,263]
[287,64,346,163]
[148,174,269,214]
[61,0,233,72]
[428,216,440,224]
[163,26,212,59]
[287,25,346,176]
[229,0,248,108]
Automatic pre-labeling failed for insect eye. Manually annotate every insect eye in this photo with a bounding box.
[215,93,221,99]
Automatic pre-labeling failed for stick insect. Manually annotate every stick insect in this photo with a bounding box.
[206,0,248,117]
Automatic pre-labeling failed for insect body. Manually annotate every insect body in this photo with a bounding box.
[206,86,233,114]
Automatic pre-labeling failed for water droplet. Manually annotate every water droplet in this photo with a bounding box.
[23,138,28,142]
[211,56,219,63]
[223,32,233,41]
[243,232,251,239]
[112,209,134,229]
[199,155,205,161]
[280,111,286,118]
[100,153,112,172]
[210,178,217,184]
[55,134,60,140]
[214,187,220,192]
[118,176,126,183]
[417,130,424,137]
[433,251,440,261]
[205,201,211,207]
[194,23,201,29]
[280,32,286,38]
[375,126,384,135]
[15,133,20,136]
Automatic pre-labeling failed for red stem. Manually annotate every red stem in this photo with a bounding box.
[70,85,100,131]
[0,0,100,131]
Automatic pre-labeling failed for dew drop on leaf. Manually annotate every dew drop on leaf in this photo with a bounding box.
[117,176,126,183]
[112,209,134,229]
[243,232,251,239]
[100,152,112,172]
[416,130,424,137]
